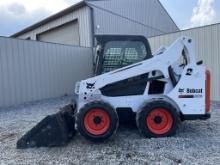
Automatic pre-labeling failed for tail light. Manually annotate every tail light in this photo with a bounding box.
[205,70,211,113]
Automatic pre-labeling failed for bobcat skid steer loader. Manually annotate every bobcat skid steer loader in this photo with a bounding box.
[17,36,211,148]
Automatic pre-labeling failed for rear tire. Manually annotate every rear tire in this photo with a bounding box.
[76,101,119,142]
[136,100,179,138]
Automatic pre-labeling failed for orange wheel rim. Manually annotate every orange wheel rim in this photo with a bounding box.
[146,108,173,135]
[84,109,110,135]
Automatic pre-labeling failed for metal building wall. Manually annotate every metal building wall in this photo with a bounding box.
[148,24,220,101]
[87,0,179,37]
[0,37,93,107]
[17,6,93,47]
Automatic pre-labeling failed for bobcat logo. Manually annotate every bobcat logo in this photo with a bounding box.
[86,82,96,89]
[179,88,184,93]
[186,68,193,76]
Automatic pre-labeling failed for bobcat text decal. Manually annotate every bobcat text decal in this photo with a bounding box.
[178,88,203,98]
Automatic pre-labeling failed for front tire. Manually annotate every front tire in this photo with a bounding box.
[136,100,179,138]
[76,101,119,142]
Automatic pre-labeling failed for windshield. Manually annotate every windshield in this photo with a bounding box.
[101,40,147,73]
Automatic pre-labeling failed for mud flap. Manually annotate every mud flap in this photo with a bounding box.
[17,103,76,149]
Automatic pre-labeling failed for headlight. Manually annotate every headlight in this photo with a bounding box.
[75,81,80,94]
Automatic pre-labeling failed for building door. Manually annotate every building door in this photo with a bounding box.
[37,20,80,46]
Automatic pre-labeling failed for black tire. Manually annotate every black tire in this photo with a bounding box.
[76,101,119,142]
[136,100,180,138]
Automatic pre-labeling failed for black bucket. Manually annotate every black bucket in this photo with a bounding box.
[17,104,76,149]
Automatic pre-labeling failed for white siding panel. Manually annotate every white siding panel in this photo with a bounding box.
[149,24,220,101]
[0,37,93,107]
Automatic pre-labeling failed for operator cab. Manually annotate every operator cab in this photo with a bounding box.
[94,35,152,75]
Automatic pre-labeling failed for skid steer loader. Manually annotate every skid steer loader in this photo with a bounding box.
[17,35,211,148]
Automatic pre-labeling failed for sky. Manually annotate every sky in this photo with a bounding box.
[160,0,220,29]
[0,0,219,36]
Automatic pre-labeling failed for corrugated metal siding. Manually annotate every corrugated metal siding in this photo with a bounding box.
[88,0,179,37]
[148,24,220,101]
[17,6,92,47]
[0,37,93,107]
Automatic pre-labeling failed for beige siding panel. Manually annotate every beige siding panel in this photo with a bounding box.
[0,37,93,107]
[17,6,92,47]
[37,21,80,46]
[149,24,220,101]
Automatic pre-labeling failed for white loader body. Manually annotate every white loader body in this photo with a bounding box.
[75,36,210,117]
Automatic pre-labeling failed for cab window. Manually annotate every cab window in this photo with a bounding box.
[102,41,147,73]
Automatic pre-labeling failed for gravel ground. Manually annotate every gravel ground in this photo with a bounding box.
[0,97,220,165]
